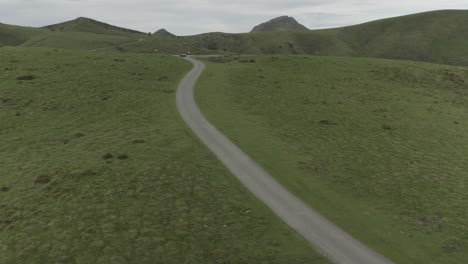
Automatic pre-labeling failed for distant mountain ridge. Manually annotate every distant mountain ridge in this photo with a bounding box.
[250,16,308,33]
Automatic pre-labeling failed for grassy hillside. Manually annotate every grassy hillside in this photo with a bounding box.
[195,55,468,264]
[120,10,468,66]
[0,48,328,263]
[339,10,468,65]
[20,31,139,50]
[2,10,468,65]
[0,23,47,46]
[154,29,176,38]
[0,18,145,50]
[117,30,352,56]
[44,17,146,37]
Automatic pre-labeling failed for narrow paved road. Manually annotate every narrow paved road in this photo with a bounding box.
[92,38,143,51]
[176,57,395,264]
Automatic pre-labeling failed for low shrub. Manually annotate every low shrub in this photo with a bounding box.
[102,153,114,160]
[117,154,129,160]
[74,132,85,138]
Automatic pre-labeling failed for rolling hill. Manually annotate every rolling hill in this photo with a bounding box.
[0,17,145,50]
[0,22,48,46]
[154,28,176,38]
[119,9,468,65]
[2,10,468,65]
[43,17,145,37]
[111,30,352,56]
[250,16,308,33]
[338,9,468,65]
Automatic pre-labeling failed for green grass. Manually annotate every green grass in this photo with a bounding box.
[195,55,468,264]
[0,23,47,46]
[339,10,468,65]
[20,31,139,50]
[117,31,349,56]
[0,47,329,263]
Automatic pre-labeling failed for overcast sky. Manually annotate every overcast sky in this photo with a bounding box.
[1,0,467,35]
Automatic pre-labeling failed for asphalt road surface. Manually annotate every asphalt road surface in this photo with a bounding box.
[176,57,395,264]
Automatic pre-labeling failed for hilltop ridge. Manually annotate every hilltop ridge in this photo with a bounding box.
[154,28,176,38]
[250,16,309,33]
[43,17,145,37]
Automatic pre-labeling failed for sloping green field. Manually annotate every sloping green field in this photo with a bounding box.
[0,23,47,46]
[195,55,468,264]
[0,48,328,263]
[118,30,353,56]
[339,10,468,65]
[0,18,143,51]
[20,31,139,50]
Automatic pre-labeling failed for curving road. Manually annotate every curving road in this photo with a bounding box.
[176,57,394,264]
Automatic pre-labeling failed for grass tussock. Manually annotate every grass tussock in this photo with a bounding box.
[34,175,51,184]
[16,75,35,80]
